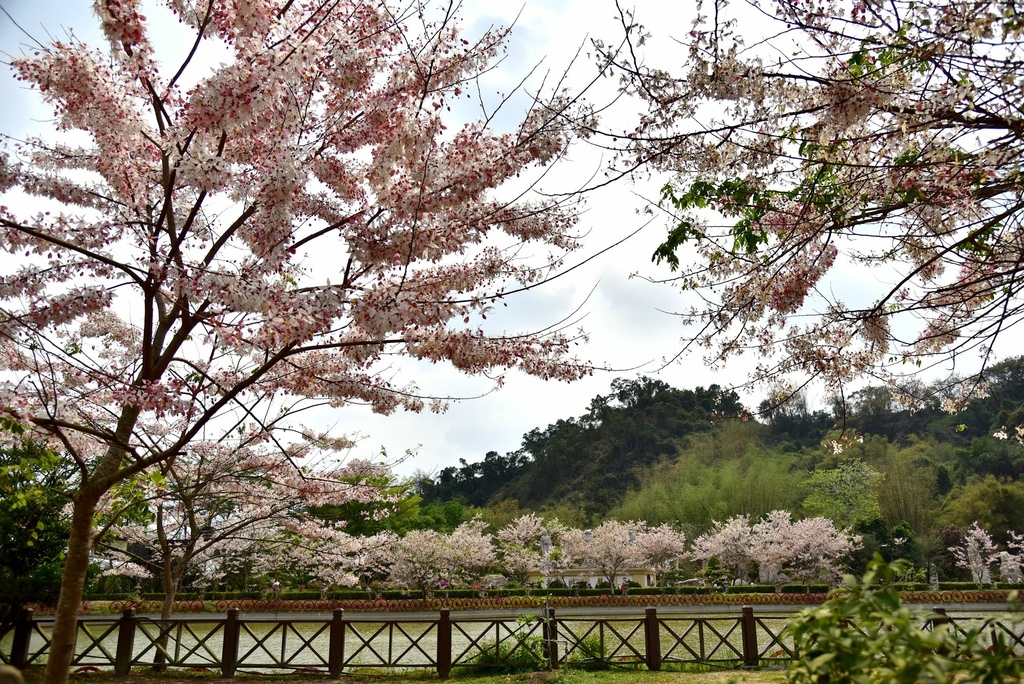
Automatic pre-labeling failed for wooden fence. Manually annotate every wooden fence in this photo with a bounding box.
[1,606,1021,678]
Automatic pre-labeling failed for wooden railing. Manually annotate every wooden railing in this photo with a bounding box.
[1,606,1020,678]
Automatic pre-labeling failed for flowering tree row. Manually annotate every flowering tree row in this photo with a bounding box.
[100,509,873,594]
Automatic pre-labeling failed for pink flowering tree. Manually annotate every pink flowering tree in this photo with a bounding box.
[604,0,1024,398]
[546,523,588,588]
[950,522,998,584]
[385,521,495,591]
[95,446,391,624]
[381,529,447,593]
[697,511,859,585]
[633,522,686,587]
[773,515,860,584]
[447,519,497,586]
[748,510,796,585]
[0,1,592,681]
[583,520,644,590]
[690,515,754,581]
[255,525,389,595]
[495,513,546,585]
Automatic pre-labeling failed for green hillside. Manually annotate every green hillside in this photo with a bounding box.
[419,358,1024,575]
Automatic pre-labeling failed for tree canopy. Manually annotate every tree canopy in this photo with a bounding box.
[0,2,591,681]
[604,0,1024,397]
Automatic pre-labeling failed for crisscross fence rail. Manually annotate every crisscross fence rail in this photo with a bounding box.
[2,605,1021,678]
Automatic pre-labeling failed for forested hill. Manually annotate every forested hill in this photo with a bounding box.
[418,377,744,517]
[418,359,1024,525]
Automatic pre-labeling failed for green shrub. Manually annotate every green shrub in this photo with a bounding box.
[436,589,476,599]
[780,584,808,593]
[892,582,930,592]
[462,616,545,674]
[786,556,1024,684]
[726,584,775,594]
[937,581,983,590]
[565,633,609,670]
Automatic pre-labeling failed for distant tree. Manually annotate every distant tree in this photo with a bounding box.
[633,523,687,586]
[949,522,998,585]
[939,475,1024,546]
[934,524,968,582]
[875,441,939,539]
[690,515,755,581]
[759,388,834,449]
[803,459,885,529]
[495,513,545,585]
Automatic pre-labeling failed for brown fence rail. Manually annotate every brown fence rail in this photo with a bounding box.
[1,606,1022,678]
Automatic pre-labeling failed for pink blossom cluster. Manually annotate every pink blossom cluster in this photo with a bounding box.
[605,0,1024,395]
[691,511,860,584]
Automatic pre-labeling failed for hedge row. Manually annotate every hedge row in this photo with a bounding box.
[84,582,1007,604]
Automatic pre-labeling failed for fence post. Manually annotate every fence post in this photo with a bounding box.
[221,608,240,677]
[930,606,949,629]
[114,608,136,676]
[644,607,661,671]
[543,607,559,669]
[741,605,759,667]
[930,606,950,655]
[10,609,33,669]
[436,609,451,680]
[328,609,345,679]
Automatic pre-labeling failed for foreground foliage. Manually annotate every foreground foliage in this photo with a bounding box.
[786,557,1024,683]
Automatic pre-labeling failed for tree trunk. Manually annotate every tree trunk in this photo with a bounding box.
[154,581,177,669]
[42,493,100,684]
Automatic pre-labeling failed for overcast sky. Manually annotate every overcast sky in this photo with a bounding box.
[0,0,923,479]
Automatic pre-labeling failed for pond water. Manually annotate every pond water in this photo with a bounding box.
[3,610,1017,673]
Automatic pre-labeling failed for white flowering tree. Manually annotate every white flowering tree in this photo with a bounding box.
[0,1,592,681]
[604,0,1024,398]
[950,522,999,584]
